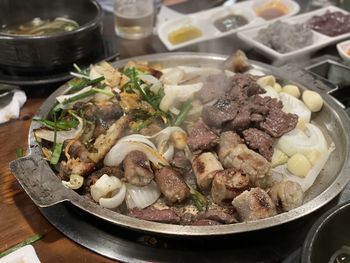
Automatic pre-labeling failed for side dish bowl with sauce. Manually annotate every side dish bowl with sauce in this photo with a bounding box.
[0,0,103,76]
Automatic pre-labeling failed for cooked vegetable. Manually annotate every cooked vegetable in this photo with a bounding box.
[159,83,202,112]
[62,174,84,190]
[189,186,207,211]
[160,67,185,85]
[257,75,276,88]
[125,181,161,209]
[276,123,328,164]
[174,100,192,126]
[34,115,84,144]
[271,148,288,167]
[287,153,311,177]
[16,147,23,158]
[282,84,300,98]
[104,141,169,168]
[302,90,324,112]
[90,174,125,208]
[279,92,311,125]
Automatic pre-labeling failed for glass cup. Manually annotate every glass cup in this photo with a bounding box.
[114,0,155,40]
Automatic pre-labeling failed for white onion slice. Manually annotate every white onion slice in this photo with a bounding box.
[246,69,265,76]
[62,174,84,190]
[276,123,328,158]
[279,92,311,124]
[34,115,84,144]
[56,86,92,104]
[161,68,185,85]
[260,86,279,99]
[99,183,126,209]
[125,181,161,209]
[273,143,335,191]
[159,83,203,112]
[162,142,174,161]
[138,73,162,93]
[90,174,122,202]
[118,134,156,149]
[104,141,169,167]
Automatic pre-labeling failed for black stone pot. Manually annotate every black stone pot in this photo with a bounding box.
[0,0,104,76]
[302,201,350,263]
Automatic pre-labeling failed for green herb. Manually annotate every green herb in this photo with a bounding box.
[174,100,192,126]
[67,76,104,94]
[190,187,207,211]
[50,142,63,165]
[16,147,23,158]
[0,233,43,258]
[33,117,79,130]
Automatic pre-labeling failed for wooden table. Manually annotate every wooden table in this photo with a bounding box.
[0,0,342,261]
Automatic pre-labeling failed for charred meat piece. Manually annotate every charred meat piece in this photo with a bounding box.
[229,74,265,102]
[211,168,250,205]
[128,207,180,224]
[269,181,304,213]
[59,158,95,179]
[188,119,219,152]
[195,73,231,104]
[93,101,124,137]
[88,115,128,163]
[202,98,238,127]
[191,219,222,226]
[83,166,122,192]
[64,139,92,163]
[192,152,223,190]
[154,167,190,203]
[123,151,154,186]
[197,209,238,224]
[223,50,250,73]
[218,143,271,186]
[259,108,298,138]
[232,187,277,221]
[139,122,162,136]
[242,128,274,161]
[171,150,191,171]
[217,131,243,162]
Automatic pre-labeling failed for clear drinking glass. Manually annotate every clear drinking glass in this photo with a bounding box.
[114,0,154,40]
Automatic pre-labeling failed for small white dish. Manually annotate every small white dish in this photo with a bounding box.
[0,245,41,263]
[237,5,350,65]
[157,0,300,50]
[336,40,350,64]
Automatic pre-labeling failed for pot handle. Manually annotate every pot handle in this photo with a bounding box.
[9,153,72,207]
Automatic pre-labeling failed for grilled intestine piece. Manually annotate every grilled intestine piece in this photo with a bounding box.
[232,187,277,221]
[268,181,304,212]
[192,152,223,190]
[211,168,250,205]
[123,150,154,186]
[217,131,270,186]
[154,167,190,204]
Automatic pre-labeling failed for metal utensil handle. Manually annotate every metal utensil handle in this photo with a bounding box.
[9,154,72,207]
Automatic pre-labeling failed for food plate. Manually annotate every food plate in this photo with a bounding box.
[237,6,350,64]
[10,52,350,236]
[157,0,300,50]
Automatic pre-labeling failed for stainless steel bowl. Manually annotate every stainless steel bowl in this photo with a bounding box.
[10,52,350,236]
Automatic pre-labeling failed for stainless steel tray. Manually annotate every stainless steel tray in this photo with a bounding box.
[10,52,350,236]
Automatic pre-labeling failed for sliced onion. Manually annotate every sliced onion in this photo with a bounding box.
[177,66,221,81]
[125,181,161,209]
[138,74,162,93]
[162,142,174,161]
[273,143,335,191]
[62,174,84,190]
[246,69,265,76]
[57,86,93,104]
[90,174,122,202]
[279,92,311,124]
[34,115,84,144]
[118,134,156,149]
[159,83,203,112]
[276,123,328,158]
[104,141,169,167]
[260,86,279,99]
[169,106,180,115]
[161,67,185,85]
[99,183,126,209]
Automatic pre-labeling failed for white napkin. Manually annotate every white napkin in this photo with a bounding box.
[0,89,26,124]
[0,245,41,263]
